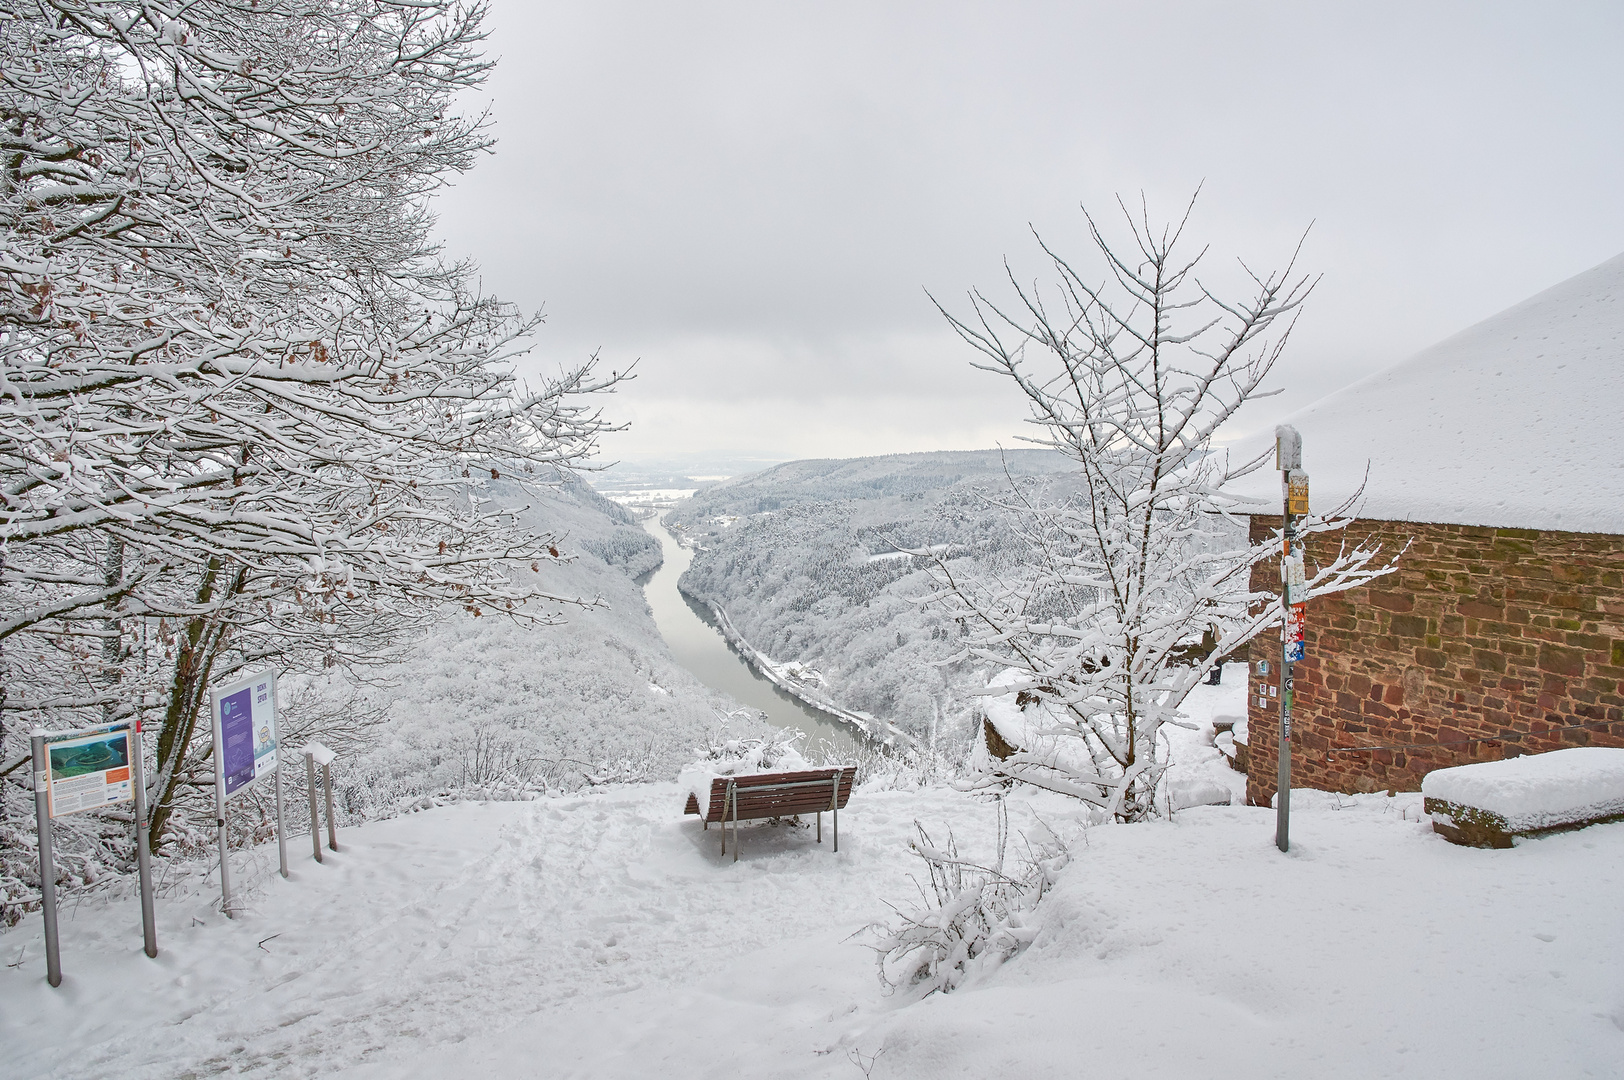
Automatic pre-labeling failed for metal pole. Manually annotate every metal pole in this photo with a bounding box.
[322,762,338,852]
[130,720,158,958]
[1277,503,1294,854]
[31,733,62,987]
[274,759,288,879]
[830,772,840,853]
[210,692,234,918]
[1275,426,1303,854]
[305,752,323,864]
[215,778,233,919]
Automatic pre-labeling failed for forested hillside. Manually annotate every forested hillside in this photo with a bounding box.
[666,451,1080,747]
[291,472,720,816]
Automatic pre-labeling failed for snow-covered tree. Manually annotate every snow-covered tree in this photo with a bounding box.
[929,193,1396,821]
[0,1,622,848]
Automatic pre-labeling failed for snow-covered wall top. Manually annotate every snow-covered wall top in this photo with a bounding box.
[1225,251,1624,534]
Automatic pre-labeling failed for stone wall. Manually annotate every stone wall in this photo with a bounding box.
[1245,517,1624,807]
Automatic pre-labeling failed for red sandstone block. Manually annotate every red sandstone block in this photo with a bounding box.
[1370,591,1416,613]
[1539,644,1587,677]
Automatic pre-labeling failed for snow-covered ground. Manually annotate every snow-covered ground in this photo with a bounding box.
[4,681,1620,1078]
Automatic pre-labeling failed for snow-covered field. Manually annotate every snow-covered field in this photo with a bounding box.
[5,681,1620,1078]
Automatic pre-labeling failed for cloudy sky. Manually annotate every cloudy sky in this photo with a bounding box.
[433,1,1624,469]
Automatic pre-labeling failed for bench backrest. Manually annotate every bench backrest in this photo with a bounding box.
[703,767,854,823]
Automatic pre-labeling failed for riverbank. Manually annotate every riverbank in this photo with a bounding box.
[638,518,871,754]
[688,593,917,750]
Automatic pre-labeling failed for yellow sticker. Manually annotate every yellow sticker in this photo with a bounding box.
[1287,472,1310,515]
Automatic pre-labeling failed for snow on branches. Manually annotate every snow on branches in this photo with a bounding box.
[927,192,1397,821]
[872,801,1069,996]
[0,1,624,850]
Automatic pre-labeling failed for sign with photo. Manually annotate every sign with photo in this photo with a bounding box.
[42,722,134,818]
[211,670,279,800]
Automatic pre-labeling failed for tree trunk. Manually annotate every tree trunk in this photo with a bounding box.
[101,536,125,724]
[147,559,246,851]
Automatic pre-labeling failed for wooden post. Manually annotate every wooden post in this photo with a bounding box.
[305,751,323,864]
[323,762,339,852]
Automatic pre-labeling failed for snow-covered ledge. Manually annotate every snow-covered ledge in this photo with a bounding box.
[1421,748,1624,848]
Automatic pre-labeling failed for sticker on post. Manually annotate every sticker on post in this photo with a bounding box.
[1287,471,1310,515]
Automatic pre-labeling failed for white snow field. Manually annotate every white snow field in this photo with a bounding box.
[4,683,1621,1079]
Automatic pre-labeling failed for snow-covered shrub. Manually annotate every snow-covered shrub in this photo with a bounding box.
[678,722,814,810]
[872,801,1069,995]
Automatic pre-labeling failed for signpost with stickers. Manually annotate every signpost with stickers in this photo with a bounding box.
[210,670,286,918]
[1275,425,1309,853]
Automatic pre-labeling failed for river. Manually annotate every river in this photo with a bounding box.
[639,517,861,756]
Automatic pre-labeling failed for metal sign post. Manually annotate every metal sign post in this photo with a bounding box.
[1275,425,1308,853]
[29,731,62,988]
[275,761,289,880]
[130,717,158,958]
[208,670,282,918]
[211,703,234,918]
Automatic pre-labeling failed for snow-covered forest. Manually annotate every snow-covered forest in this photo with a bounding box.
[667,451,1085,748]
[0,0,709,918]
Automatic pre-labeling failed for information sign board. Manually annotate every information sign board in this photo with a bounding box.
[42,722,134,818]
[211,670,278,801]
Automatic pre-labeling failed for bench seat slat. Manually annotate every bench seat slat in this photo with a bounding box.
[691,767,854,823]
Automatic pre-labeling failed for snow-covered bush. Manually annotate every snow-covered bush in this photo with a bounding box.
[872,801,1069,995]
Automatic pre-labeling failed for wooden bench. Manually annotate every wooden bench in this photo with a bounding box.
[683,767,854,861]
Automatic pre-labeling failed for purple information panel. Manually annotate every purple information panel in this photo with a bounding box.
[212,670,279,803]
[220,687,256,796]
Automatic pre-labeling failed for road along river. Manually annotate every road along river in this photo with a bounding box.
[638,517,863,757]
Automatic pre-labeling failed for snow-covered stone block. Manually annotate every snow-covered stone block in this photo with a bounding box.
[1167,778,1232,810]
[1214,717,1248,773]
[1422,748,1624,848]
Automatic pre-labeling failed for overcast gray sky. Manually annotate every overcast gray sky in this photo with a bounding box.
[433,0,1624,468]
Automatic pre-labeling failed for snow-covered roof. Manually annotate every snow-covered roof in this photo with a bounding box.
[1227,251,1624,533]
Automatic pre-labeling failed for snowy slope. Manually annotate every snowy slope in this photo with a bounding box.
[275,473,737,819]
[5,678,1620,1079]
[4,782,1618,1078]
[1227,251,1624,533]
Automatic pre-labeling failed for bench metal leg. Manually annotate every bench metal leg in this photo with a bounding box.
[831,772,841,853]
[817,811,822,843]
